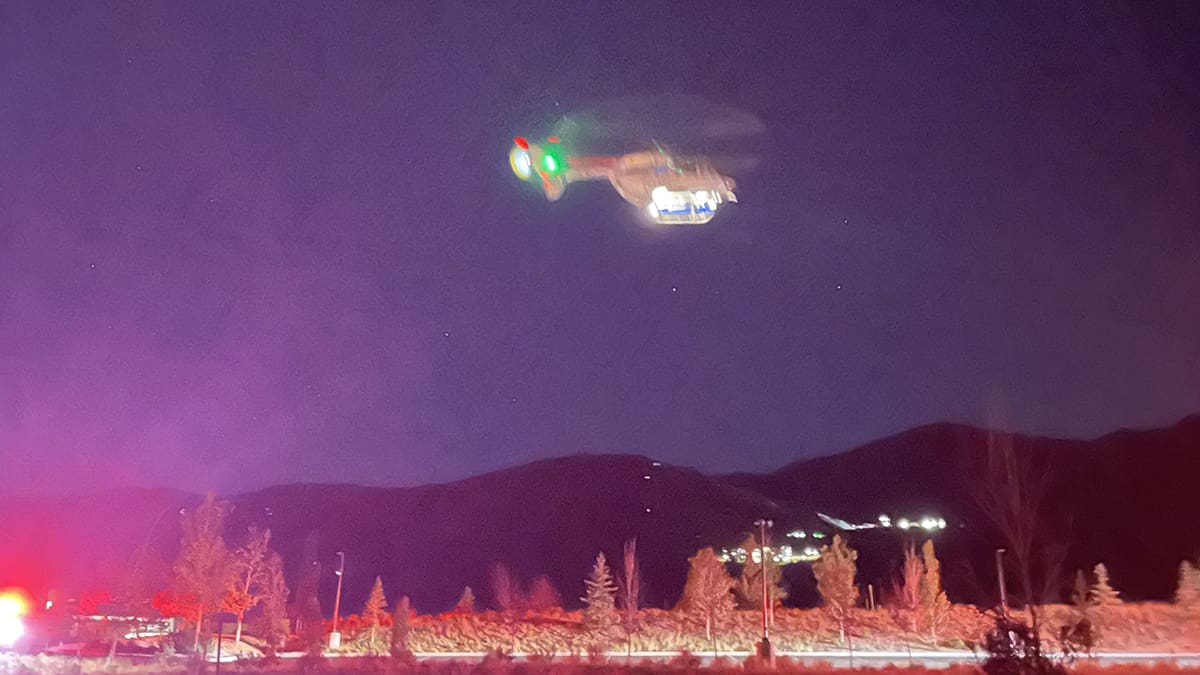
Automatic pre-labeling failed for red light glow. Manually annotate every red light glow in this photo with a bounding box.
[513,136,529,150]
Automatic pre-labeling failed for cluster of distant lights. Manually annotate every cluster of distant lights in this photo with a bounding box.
[719,544,821,565]
[867,513,946,531]
[814,512,948,532]
[718,514,948,567]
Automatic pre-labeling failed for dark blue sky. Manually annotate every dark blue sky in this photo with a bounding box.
[1,1,1197,494]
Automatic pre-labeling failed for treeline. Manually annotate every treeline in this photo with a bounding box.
[88,490,1200,661]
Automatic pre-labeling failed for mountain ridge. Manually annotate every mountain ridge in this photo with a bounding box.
[1,414,1197,618]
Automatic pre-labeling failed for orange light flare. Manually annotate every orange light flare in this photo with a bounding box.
[0,588,30,648]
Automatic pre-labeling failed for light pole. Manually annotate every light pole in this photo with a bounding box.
[995,548,1008,617]
[329,552,346,649]
[753,518,774,665]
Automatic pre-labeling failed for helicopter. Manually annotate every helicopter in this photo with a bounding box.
[508,136,738,225]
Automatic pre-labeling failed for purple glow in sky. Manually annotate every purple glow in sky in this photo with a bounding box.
[1,2,1198,494]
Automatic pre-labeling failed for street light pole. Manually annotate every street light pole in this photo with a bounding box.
[329,552,346,650]
[753,518,774,666]
[995,548,1008,617]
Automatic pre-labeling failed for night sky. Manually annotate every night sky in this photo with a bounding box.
[2,2,1198,495]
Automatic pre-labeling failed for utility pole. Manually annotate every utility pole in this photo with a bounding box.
[753,518,774,666]
[996,548,1008,617]
[329,551,346,649]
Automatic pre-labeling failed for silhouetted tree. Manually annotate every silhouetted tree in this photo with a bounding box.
[677,547,735,645]
[288,531,323,639]
[114,542,169,637]
[982,614,1066,675]
[977,415,1068,633]
[173,492,234,653]
[813,534,858,643]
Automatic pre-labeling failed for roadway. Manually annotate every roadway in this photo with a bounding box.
[407,649,1200,669]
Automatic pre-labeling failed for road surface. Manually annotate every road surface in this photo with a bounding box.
[406,649,1200,669]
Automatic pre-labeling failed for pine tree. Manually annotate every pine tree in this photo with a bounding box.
[1176,561,1200,607]
[362,576,389,654]
[173,492,235,653]
[919,540,952,642]
[813,534,858,643]
[582,552,618,630]
[677,547,735,644]
[734,533,787,612]
[454,586,476,613]
[1089,563,1121,607]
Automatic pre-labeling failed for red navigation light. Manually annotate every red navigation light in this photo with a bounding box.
[513,137,529,150]
[546,136,561,143]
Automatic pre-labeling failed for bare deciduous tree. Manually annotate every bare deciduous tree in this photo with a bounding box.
[528,574,562,612]
[254,552,289,656]
[173,492,235,653]
[976,410,1069,636]
[224,526,272,643]
[490,562,523,618]
[617,537,641,647]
